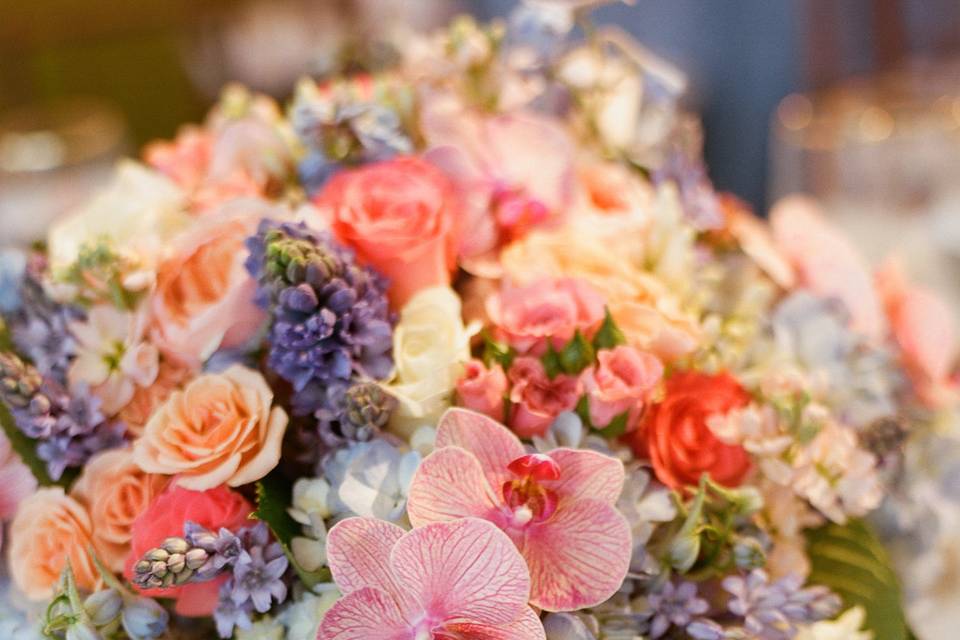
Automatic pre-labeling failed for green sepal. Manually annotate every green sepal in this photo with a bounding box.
[541,342,562,380]
[482,332,515,370]
[576,395,629,438]
[253,473,331,589]
[592,308,627,351]
[558,330,595,375]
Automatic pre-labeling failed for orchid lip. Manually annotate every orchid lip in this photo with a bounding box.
[507,453,561,481]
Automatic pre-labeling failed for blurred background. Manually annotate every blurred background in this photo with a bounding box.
[2,0,960,290]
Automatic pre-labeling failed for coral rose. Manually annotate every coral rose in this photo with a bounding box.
[487,278,605,355]
[124,485,252,616]
[314,156,460,308]
[632,371,751,490]
[456,359,508,422]
[9,488,101,600]
[508,357,581,439]
[71,448,168,572]
[132,365,288,490]
[151,198,274,365]
[580,346,663,428]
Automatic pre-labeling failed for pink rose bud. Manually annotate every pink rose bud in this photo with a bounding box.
[508,357,581,439]
[580,346,663,428]
[456,359,508,421]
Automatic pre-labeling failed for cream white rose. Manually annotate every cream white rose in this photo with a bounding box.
[384,286,479,438]
[48,160,189,274]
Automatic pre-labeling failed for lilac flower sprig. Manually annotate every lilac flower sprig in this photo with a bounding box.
[0,350,125,480]
[245,220,393,421]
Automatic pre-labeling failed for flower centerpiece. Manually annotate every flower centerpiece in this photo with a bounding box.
[0,2,956,639]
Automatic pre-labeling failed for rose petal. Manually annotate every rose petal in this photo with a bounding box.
[436,408,525,489]
[443,606,547,639]
[545,448,625,505]
[390,518,531,626]
[522,499,631,611]
[407,446,499,527]
[319,587,411,640]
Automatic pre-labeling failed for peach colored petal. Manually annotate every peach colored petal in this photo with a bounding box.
[436,408,525,490]
[406,446,499,527]
[522,499,631,611]
[319,587,411,640]
[545,448,625,505]
[390,518,532,626]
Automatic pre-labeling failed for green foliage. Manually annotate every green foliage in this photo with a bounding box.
[558,330,595,375]
[481,332,515,370]
[805,519,911,640]
[254,473,331,589]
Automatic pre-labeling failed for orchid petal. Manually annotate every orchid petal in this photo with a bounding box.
[443,605,547,639]
[319,587,412,640]
[407,446,499,527]
[326,517,414,613]
[390,518,531,626]
[436,409,525,489]
[522,499,631,611]
[546,448,625,504]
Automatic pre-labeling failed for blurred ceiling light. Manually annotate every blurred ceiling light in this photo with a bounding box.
[858,105,894,142]
[777,93,813,131]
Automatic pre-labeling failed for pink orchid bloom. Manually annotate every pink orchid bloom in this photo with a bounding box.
[407,408,631,611]
[421,96,574,268]
[0,430,39,553]
[771,195,884,341]
[320,516,545,640]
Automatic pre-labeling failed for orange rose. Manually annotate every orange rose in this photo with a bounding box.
[132,365,288,490]
[71,448,168,572]
[314,156,460,308]
[630,371,751,491]
[118,357,193,437]
[9,488,101,600]
[151,199,271,365]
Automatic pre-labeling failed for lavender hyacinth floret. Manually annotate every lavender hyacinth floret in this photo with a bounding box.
[245,220,393,420]
[0,351,124,479]
[645,580,710,638]
[722,569,841,640]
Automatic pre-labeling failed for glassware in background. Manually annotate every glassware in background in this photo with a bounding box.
[0,98,128,247]
[769,58,960,317]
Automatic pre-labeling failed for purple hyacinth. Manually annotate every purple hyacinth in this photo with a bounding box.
[10,253,82,384]
[645,581,710,639]
[0,351,124,480]
[245,220,393,419]
[722,569,840,640]
[213,523,289,638]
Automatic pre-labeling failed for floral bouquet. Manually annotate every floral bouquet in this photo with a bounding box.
[0,2,957,640]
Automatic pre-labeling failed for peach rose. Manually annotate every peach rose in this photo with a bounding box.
[9,488,101,600]
[456,359,508,421]
[71,448,168,572]
[125,485,252,616]
[487,277,605,355]
[507,356,582,438]
[151,199,273,365]
[118,357,193,437]
[132,365,288,490]
[580,345,663,428]
[314,156,460,308]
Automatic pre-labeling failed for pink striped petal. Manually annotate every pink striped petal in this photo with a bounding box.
[319,587,412,640]
[443,606,546,639]
[522,499,632,611]
[545,448,625,505]
[390,518,531,626]
[407,446,499,527]
[437,408,525,490]
[326,517,416,614]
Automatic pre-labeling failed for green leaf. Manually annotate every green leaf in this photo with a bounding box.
[482,332,515,370]
[592,308,627,351]
[541,343,562,380]
[805,519,910,640]
[0,399,55,486]
[254,473,331,589]
[559,330,595,375]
